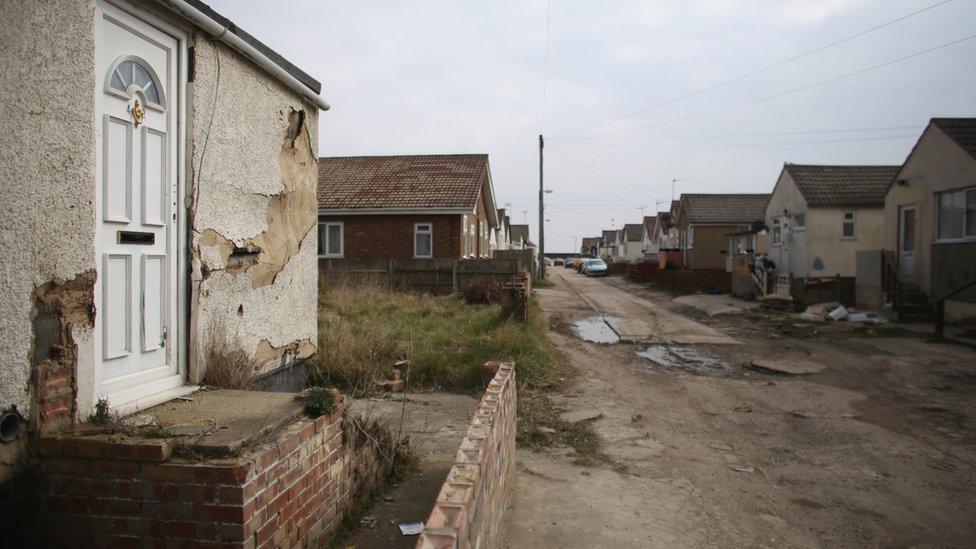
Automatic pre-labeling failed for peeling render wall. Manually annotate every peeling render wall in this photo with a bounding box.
[188,38,319,380]
[0,0,98,476]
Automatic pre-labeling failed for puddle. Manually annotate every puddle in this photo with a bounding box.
[636,345,732,376]
[572,315,621,344]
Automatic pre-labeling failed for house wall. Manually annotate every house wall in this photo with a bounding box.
[0,0,99,479]
[0,0,321,482]
[886,124,976,321]
[320,215,462,260]
[885,125,976,294]
[685,225,737,270]
[804,208,884,278]
[766,170,810,277]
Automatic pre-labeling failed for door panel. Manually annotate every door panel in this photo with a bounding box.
[95,2,183,408]
[899,206,917,282]
[103,116,132,222]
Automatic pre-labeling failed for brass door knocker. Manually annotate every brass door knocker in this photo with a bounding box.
[131,99,144,128]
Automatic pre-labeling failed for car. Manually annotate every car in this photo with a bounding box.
[582,258,609,277]
[564,258,577,269]
[554,258,564,266]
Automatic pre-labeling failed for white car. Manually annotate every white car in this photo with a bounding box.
[583,259,609,277]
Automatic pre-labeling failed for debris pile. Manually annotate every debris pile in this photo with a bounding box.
[799,301,888,324]
[759,293,793,311]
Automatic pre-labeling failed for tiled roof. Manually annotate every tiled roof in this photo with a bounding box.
[623,224,643,241]
[657,212,673,231]
[643,216,657,236]
[509,225,529,244]
[318,154,489,210]
[933,118,976,160]
[785,164,899,208]
[678,194,770,224]
[581,237,599,248]
[601,230,619,245]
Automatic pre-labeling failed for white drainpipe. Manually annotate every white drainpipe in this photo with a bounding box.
[154,0,331,111]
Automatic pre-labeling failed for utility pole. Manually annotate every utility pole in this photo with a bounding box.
[538,134,546,278]
[573,236,578,254]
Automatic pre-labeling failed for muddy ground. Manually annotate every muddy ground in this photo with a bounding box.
[503,268,976,548]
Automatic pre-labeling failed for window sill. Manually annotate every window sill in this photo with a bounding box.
[933,236,976,244]
[318,255,344,259]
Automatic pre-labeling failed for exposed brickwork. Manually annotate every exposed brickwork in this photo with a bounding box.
[321,215,462,259]
[417,362,516,549]
[38,395,390,548]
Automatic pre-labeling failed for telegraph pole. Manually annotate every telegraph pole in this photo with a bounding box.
[538,134,545,278]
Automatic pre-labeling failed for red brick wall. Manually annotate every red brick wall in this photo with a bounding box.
[417,362,516,549]
[321,215,462,260]
[38,396,389,548]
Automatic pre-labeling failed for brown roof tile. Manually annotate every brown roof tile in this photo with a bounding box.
[932,118,976,160]
[623,224,643,241]
[678,194,770,225]
[318,154,490,210]
[642,216,657,236]
[785,164,899,208]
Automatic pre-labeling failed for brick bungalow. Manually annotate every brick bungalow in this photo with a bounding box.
[317,155,499,259]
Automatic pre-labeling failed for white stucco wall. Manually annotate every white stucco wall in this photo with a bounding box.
[0,0,321,445]
[188,38,319,379]
[0,0,97,417]
[765,169,809,277]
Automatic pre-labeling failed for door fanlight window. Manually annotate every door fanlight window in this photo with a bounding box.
[106,56,166,109]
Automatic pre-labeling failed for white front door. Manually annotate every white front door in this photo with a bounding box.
[899,205,917,282]
[94,2,184,408]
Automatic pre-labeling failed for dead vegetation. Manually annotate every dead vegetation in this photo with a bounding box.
[314,276,556,393]
[201,324,258,390]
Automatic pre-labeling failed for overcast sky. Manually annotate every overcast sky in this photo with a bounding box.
[207,0,976,252]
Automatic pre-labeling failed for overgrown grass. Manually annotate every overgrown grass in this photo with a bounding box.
[313,278,557,393]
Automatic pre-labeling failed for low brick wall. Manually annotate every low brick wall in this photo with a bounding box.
[38,395,389,548]
[417,362,516,549]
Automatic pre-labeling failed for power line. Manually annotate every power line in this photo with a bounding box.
[554,125,925,142]
[550,141,739,193]
[548,145,668,198]
[552,0,955,137]
[554,133,921,150]
[577,32,976,137]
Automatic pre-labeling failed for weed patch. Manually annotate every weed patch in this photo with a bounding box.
[314,279,556,393]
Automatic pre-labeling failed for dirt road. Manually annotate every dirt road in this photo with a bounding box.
[503,269,976,548]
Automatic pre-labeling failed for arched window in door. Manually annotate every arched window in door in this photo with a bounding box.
[105,56,166,110]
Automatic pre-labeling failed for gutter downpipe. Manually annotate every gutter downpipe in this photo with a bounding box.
[154,0,331,111]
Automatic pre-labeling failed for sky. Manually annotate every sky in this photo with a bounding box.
[206,0,976,252]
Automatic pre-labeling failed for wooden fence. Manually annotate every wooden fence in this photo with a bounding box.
[657,270,732,294]
[318,258,523,295]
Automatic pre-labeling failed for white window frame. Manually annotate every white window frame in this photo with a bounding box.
[842,211,856,240]
[317,221,344,258]
[794,213,806,232]
[935,186,976,242]
[684,226,694,249]
[414,222,433,258]
[772,218,782,246]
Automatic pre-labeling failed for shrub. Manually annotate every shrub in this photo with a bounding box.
[459,278,505,305]
[88,399,111,425]
[303,387,337,416]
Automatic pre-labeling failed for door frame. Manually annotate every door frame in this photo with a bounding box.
[897,203,917,283]
[90,0,190,415]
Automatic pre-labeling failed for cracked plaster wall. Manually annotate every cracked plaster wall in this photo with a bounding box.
[188,38,318,380]
[0,0,98,421]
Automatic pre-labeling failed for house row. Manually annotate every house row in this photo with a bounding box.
[580,118,976,323]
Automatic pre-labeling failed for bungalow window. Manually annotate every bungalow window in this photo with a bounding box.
[842,211,856,239]
[414,223,433,258]
[684,227,694,249]
[936,186,976,241]
[794,214,806,231]
[317,221,343,258]
[772,218,781,245]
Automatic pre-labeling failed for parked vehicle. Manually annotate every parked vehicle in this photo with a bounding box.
[575,257,586,273]
[583,258,609,277]
[554,258,564,266]
[565,258,577,269]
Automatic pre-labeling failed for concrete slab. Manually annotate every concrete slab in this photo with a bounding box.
[129,389,304,455]
[673,294,759,316]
